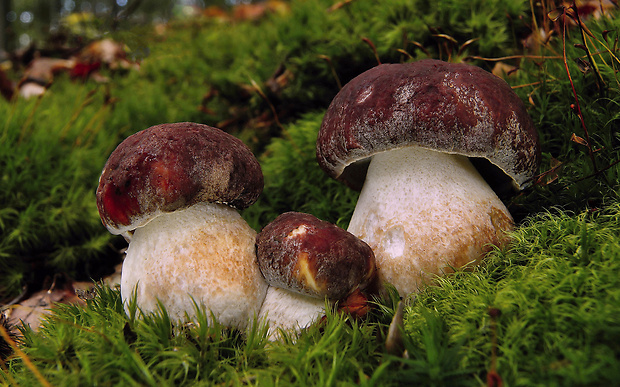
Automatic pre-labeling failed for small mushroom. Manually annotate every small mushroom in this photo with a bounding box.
[256,212,377,336]
[96,122,267,329]
[316,59,541,296]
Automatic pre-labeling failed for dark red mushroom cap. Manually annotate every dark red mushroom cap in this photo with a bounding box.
[256,212,376,300]
[316,59,541,191]
[96,122,263,235]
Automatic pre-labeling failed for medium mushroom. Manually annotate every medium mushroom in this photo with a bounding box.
[96,122,267,329]
[316,59,540,296]
[256,212,377,335]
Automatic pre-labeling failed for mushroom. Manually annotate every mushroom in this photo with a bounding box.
[96,122,268,329]
[256,212,377,336]
[316,59,541,296]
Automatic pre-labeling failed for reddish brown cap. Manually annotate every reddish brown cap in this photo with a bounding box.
[316,59,541,191]
[256,212,376,300]
[96,122,263,235]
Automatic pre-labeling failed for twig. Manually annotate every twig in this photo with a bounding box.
[59,88,98,141]
[18,89,48,144]
[361,37,381,65]
[559,6,598,173]
[250,78,301,153]
[569,4,605,90]
[0,323,51,387]
[487,308,503,387]
[318,55,342,90]
[465,54,563,62]
[396,49,413,61]
[327,0,357,12]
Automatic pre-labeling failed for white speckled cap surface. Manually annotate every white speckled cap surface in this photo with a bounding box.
[316,59,541,191]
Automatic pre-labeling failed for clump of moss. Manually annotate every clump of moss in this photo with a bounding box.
[402,204,620,385]
[242,111,358,230]
[0,86,124,302]
[2,284,394,385]
[0,313,20,362]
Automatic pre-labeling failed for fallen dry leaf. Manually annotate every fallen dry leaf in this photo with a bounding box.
[5,284,85,332]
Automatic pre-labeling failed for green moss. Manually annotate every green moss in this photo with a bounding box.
[0,85,122,300]
[242,111,358,230]
[402,205,620,386]
[2,285,393,385]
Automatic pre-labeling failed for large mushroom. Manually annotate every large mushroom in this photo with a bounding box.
[96,122,267,329]
[316,59,540,296]
[256,212,377,336]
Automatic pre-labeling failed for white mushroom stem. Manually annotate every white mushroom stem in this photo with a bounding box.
[258,286,326,339]
[121,202,268,329]
[347,146,513,296]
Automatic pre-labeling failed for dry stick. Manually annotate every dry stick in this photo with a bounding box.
[528,146,620,193]
[17,90,47,144]
[457,38,480,58]
[432,34,457,62]
[570,156,620,185]
[0,323,51,387]
[2,286,28,308]
[399,31,410,63]
[410,41,431,58]
[486,308,503,387]
[560,9,599,173]
[327,0,356,12]
[532,160,564,186]
[511,79,557,90]
[573,19,620,90]
[75,97,115,148]
[570,4,605,90]
[250,78,301,154]
[318,55,342,90]
[396,49,414,61]
[59,88,98,141]
[466,54,563,62]
[529,0,540,36]
[385,301,406,357]
[361,37,381,65]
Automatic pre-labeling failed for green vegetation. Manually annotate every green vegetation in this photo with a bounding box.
[401,205,620,386]
[2,285,395,385]
[1,0,620,384]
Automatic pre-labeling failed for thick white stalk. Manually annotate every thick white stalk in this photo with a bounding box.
[121,202,268,329]
[347,146,513,296]
[258,286,326,340]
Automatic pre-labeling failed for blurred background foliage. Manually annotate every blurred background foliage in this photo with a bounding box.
[0,0,243,54]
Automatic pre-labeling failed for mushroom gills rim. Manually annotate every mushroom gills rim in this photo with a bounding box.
[339,145,521,196]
